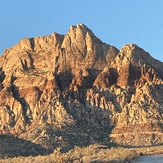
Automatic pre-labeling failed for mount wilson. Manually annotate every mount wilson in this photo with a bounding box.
[1,24,163,153]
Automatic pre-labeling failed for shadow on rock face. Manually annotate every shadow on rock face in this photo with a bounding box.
[0,134,49,159]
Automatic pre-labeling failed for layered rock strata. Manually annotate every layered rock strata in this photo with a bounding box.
[0,24,163,149]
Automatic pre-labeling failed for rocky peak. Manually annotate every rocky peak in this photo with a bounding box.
[110,44,163,87]
[66,23,102,46]
[113,43,163,69]
[59,24,119,75]
[1,24,163,150]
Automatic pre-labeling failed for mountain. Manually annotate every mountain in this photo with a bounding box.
[0,24,163,153]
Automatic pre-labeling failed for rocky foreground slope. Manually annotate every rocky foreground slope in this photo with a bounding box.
[0,24,163,154]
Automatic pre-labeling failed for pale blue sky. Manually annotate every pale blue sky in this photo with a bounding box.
[1,0,163,61]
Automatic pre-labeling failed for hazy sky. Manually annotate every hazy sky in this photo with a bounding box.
[1,0,163,61]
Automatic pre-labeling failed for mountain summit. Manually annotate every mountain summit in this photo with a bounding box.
[0,24,163,151]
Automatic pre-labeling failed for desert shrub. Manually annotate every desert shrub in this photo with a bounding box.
[1,144,163,163]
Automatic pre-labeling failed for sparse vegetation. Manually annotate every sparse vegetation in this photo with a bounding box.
[1,143,163,163]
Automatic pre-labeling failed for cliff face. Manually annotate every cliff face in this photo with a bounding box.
[0,24,163,150]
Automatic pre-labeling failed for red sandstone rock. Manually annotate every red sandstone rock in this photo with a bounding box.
[0,24,163,148]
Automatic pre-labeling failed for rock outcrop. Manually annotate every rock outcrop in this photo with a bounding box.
[0,24,163,150]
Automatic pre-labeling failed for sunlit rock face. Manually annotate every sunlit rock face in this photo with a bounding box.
[0,24,163,149]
